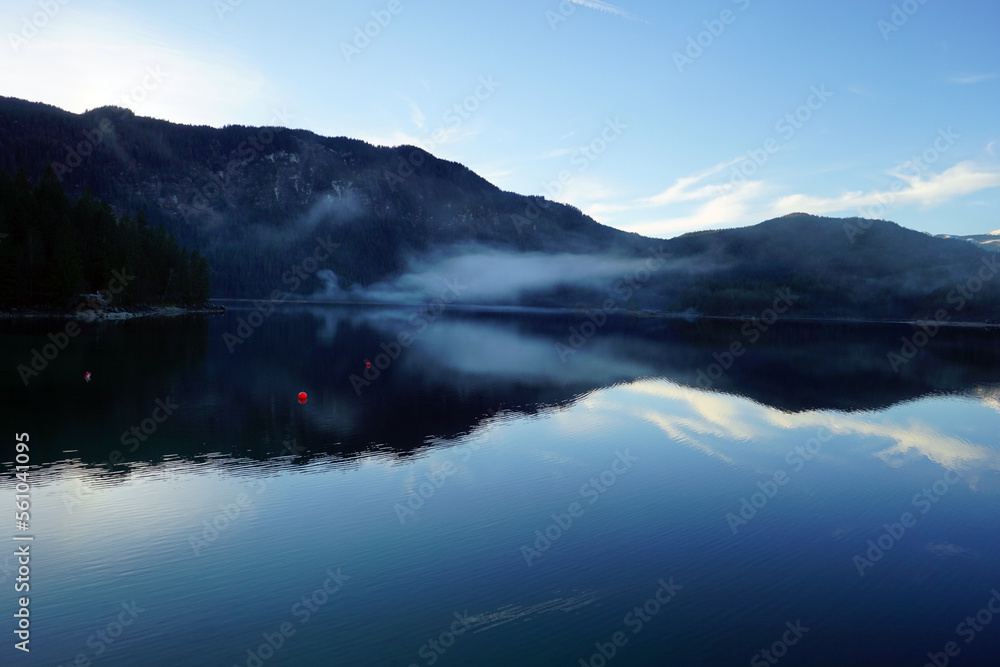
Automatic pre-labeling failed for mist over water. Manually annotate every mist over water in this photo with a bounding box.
[307,243,723,305]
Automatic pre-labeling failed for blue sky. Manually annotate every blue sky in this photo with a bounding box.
[3,0,998,237]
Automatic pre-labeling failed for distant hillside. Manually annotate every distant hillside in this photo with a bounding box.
[651,214,1000,321]
[1,97,998,322]
[937,231,1000,252]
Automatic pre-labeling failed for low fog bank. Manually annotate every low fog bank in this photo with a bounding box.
[305,244,713,307]
[244,191,363,247]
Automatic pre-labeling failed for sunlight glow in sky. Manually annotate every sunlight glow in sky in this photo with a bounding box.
[2,0,998,236]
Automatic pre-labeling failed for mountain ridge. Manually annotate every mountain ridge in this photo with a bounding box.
[1,96,998,321]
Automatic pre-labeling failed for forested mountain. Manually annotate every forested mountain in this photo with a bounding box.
[655,215,1000,321]
[0,96,647,298]
[1,96,998,322]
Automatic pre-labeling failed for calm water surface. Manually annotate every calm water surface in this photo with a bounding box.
[2,305,1000,666]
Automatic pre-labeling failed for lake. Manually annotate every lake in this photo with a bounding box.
[2,304,1000,666]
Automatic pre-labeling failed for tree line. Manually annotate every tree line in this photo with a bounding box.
[0,167,210,307]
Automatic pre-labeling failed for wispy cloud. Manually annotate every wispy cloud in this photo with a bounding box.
[949,73,998,84]
[602,157,1000,239]
[537,147,578,159]
[763,161,1000,216]
[398,95,425,129]
[639,157,744,206]
[575,158,769,236]
[625,180,768,237]
[568,0,649,23]
[586,157,744,217]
